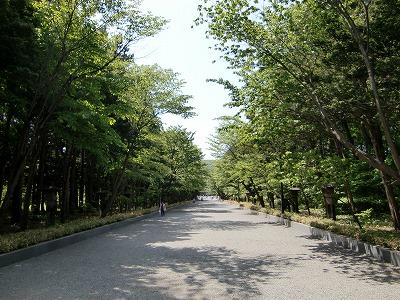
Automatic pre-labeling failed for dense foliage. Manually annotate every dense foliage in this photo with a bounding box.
[199,0,400,230]
[0,0,207,231]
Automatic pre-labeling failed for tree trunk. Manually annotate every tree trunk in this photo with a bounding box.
[60,146,73,223]
[249,177,265,207]
[368,123,400,230]
[32,133,47,215]
[11,177,23,224]
[258,36,400,183]
[0,156,7,206]
[101,151,130,217]
[280,182,285,214]
[20,163,36,230]
[1,118,40,216]
[0,110,12,203]
[240,180,255,204]
[330,1,400,173]
[301,189,311,215]
[69,152,78,213]
[343,179,363,230]
[78,150,85,209]
[333,139,362,229]
[2,151,27,214]
[381,173,400,230]
[86,170,94,210]
[31,180,39,216]
[267,192,275,209]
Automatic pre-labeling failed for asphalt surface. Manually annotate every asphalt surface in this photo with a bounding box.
[1,199,400,299]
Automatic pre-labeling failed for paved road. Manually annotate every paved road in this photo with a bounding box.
[1,200,400,299]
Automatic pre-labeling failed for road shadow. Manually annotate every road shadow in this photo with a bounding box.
[3,200,399,299]
[106,209,271,247]
[188,209,233,214]
[111,245,292,299]
[100,201,295,298]
[299,236,400,284]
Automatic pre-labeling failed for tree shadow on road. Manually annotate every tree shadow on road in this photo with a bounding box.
[113,245,292,299]
[192,209,233,214]
[102,203,295,299]
[190,219,268,231]
[3,201,400,299]
[302,237,400,284]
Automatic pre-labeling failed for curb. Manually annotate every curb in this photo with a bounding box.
[0,203,189,268]
[265,213,400,267]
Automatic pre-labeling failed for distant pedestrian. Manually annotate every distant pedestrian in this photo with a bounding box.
[162,202,167,215]
[160,201,165,216]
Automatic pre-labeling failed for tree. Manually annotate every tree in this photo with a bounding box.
[199,0,400,229]
[0,0,37,221]
[0,0,205,231]
[100,65,194,216]
[161,127,207,202]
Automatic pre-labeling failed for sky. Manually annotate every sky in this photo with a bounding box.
[132,0,238,160]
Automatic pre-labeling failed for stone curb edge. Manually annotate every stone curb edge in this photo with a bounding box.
[0,202,190,268]
[265,213,400,267]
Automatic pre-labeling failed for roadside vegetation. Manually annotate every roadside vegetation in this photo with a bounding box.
[230,200,400,251]
[0,1,207,236]
[199,0,400,247]
[0,201,188,253]
[3,0,400,254]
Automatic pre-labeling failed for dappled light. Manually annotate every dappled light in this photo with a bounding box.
[1,0,400,298]
[1,200,399,299]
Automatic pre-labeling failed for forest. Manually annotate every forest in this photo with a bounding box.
[2,0,400,253]
[198,0,400,232]
[0,0,207,235]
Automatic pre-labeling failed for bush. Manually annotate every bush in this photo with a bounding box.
[0,201,189,254]
[249,204,260,211]
[282,212,400,251]
[355,208,374,224]
[232,202,400,251]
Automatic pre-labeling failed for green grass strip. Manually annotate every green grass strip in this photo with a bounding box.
[0,202,188,254]
[234,201,400,251]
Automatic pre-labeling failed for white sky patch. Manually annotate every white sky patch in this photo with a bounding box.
[132,0,239,159]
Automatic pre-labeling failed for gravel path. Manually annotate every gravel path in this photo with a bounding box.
[1,199,400,299]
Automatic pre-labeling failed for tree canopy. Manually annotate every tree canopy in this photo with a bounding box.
[198,0,400,229]
[0,0,207,229]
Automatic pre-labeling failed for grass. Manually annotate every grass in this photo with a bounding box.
[0,201,188,254]
[227,200,400,251]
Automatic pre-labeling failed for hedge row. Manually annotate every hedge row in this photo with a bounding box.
[233,201,400,251]
[0,202,188,253]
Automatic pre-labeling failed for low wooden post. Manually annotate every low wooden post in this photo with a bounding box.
[290,188,301,213]
[322,185,336,220]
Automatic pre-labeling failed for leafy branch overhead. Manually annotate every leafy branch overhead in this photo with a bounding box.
[0,0,206,229]
[200,0,400,230]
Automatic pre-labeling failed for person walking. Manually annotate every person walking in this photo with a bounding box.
[160,201,165,216]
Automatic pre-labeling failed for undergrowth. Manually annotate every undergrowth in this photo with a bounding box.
[229,200,400,251]
[0,202,187,253]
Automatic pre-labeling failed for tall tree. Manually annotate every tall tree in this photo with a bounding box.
[198,0,400,229]
[0,0,166,220]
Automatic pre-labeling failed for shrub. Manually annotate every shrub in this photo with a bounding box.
[355,208,374,224]
[249,204,260,211]
[232,202,400,251]
[0,201,188,253]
